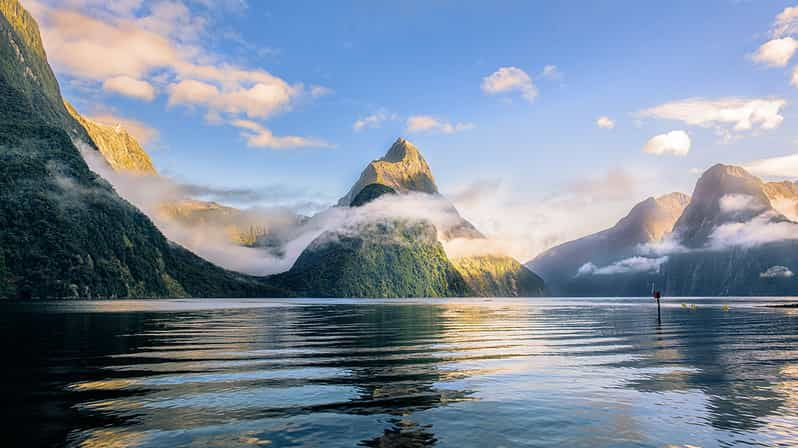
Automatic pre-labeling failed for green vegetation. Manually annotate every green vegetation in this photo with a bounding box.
[0,1,287,299]
[272,220,471,297]
[452,255,545,297]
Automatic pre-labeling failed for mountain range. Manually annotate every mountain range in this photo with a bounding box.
[0,0,543,298]
[529,164,798,296]
[2,0,797,298]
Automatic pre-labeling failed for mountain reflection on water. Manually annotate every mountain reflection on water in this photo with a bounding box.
[2,298,798,447]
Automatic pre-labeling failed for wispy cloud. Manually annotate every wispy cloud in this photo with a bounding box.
[577,256,668,276]
[353,110,397,132]
[744,152,798,178]
[640,97,785,142]
[231,120,333,149]
[406,115,474,134]
[102,75,156,101]
[761,265,794,278]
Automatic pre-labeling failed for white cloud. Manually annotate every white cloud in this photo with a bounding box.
[576,256,668,276]
[231,119,332,149]
[744,152,798,178]
[772,6,798,38]
[481,66,537,102]
[353,110,396,132]
[102,75,156,101]
[640,98,786,140]
[719,194,767,214]
[708,210,798,249]
[406,115,474,134]
[596,116,615,129]
[760,265,795,278]
[753,37,798,67]
[166,78,298,119]
[29,1,327,146]
[643,130,691,156]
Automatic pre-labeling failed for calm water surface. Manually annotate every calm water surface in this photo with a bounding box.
[3,297,798,447]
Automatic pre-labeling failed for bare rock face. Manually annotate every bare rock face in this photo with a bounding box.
[672,164,773,248]
[338,137,438,206]
[764,180,798,222]
[65,102,157,176]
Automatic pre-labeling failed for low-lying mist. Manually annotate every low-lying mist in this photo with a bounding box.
[75,142,511,276]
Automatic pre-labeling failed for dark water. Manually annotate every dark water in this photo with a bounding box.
[3,298,798,447]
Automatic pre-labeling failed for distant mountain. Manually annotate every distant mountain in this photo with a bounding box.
[0,0,285,298]
[660,164,798,296]
[532,164,798,296]
[279,137,544,297]
[528,192,689,295]
[763,180,798,222]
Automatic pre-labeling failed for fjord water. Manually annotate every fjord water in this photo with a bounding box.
[3,298,798,447]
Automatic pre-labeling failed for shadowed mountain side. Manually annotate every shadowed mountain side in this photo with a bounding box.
[528,193,689,296]
[673,164,776,247]
[0,0,287,298]
[350,183,397,207]
[534,164,798,296]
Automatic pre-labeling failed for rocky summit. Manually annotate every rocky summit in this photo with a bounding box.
[338,137,439,206]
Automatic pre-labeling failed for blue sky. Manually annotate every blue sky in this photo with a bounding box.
[26,0,798,258]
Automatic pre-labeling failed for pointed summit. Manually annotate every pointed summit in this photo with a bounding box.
[673,164,773,247]
[338,137,438,206]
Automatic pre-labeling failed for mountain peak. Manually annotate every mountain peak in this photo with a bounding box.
[382,137,417,162]
[338,137,438,206]
[673,164,772,246]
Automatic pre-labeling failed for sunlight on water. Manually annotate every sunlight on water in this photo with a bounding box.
[3,297,798,447]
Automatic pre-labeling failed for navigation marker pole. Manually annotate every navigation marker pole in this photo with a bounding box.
[652,286,662,324]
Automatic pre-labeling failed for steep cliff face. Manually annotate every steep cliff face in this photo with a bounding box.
[64,102,157,175]
[764,180,798,222]
[0,0,284,298]
[672,164,773,248]
[528,192,689,295]
[0,0,65,127]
